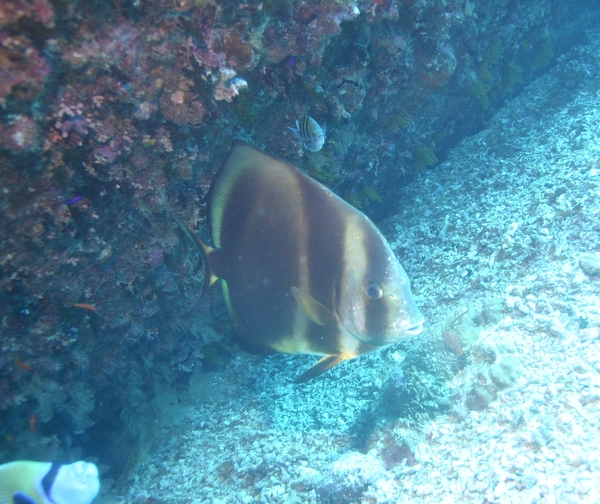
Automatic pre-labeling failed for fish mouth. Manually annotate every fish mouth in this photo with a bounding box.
[353,317,424,347]
[393,316,424,337]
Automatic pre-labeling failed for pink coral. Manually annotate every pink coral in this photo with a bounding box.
[261,2,360,65]
[0,115,38,151]
[0,0,55,29]
[0,33,50,105]
[160,75,206,125]
[94,135,126,163]
[213,70,247,102]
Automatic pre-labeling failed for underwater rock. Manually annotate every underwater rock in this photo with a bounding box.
[466,333,522,411]
[489,354,522,389]
[311,451,398,503]
[579,254,600,277]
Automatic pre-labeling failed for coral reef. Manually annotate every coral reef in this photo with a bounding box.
[0,0,598,488]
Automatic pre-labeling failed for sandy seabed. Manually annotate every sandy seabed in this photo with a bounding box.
[112,30,600,504]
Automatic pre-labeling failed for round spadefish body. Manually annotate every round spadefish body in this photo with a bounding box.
[193,144,424,380]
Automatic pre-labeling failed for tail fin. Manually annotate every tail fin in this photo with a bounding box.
[172,214,220,298]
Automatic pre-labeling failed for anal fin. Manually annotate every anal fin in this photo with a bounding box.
[294,354,347,383]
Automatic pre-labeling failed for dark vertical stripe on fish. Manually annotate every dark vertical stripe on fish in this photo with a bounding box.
[300,173,348,355]
[213,149,306,351]
[300,116,310,142]
[41,462,60,500]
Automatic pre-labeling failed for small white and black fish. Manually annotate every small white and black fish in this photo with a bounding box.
[0,460,100,504]
[177,144,424,382]
[288,115,326,152]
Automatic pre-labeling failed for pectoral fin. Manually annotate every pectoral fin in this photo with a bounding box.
[294,354,347,383]
[291,287,337,326]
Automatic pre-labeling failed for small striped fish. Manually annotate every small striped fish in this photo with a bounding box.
[288,115,326,152]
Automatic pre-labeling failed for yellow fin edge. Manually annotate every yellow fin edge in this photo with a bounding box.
[294,354,348,383]
[172,214,219,297]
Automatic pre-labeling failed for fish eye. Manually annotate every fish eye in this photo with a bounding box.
[365,282,383,300]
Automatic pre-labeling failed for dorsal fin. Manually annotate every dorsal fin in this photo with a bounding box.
[172,214,220,298]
